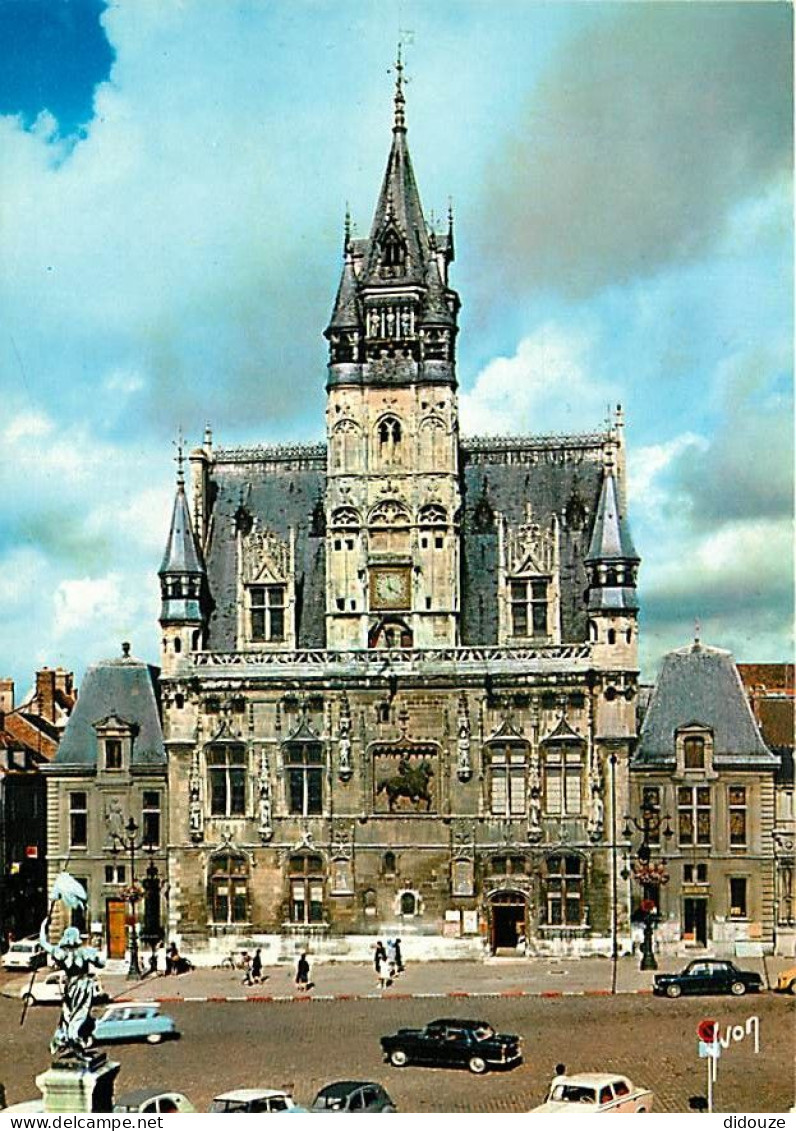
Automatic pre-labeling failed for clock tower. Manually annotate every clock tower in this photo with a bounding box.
[323,52,462,650]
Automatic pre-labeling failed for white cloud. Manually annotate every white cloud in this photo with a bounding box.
[3,411,55,443]
[628,433,708,517]
[460,323,612,436]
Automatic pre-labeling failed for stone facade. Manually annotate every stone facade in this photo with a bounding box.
[157,72,642,960]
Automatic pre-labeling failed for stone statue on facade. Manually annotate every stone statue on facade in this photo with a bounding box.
[456,696,472,781]
[527,754,543,842]
[38,875,104,1064]
[188,754,203,843]
[338,697,353,782]
[587,782,605,842]
[258,748,273,843]
[103,798,125,847]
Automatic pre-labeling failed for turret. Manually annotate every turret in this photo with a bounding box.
[585,447,640,671]
[159,443,206,675]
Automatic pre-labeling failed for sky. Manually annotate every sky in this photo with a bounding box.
[0,0,792,695]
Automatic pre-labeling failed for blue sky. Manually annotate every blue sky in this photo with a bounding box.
[0,0,792,694]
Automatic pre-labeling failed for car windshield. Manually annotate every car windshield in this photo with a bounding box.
[314,1095,345,1110]
[210,1100,254,1113]
[473,1025,495,1041]
[551,1085,597,1104]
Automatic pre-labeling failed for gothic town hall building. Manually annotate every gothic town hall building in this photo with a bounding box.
[159,74,641,958]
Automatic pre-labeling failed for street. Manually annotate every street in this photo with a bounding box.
[0,992,792,1112]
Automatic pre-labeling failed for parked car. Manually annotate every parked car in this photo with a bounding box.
[2,1100,44,1113]
[653,960,763,998]
[1,938,47,971]
[209,1089,305,1113]
[774,965,796,995]
[530,1072,654,1113]
[380,1017,522,1074]
[92,1002,179,1044]
[311,1081,396,1112]
[114,1089,195,1114]
[20,972,108,1006]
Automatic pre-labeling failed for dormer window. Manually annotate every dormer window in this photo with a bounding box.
[510,579,548,639]
[684,736,705,769]
[249,585,285,643]
[380,230,406,270]
[675,726,714,777]
[105,739,122,770]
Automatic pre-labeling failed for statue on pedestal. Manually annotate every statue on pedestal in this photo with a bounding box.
[38,875,104,1065]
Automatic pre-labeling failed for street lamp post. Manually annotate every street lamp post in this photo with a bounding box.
[110,816,154,980]
[623,800,674,971]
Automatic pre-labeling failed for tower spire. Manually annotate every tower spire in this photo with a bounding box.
[393,44,406,132]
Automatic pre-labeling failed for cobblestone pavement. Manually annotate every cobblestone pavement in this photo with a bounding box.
[1,988,792,1112]
[21,951,788,1005]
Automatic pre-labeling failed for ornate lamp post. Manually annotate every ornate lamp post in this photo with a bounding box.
[140,848,164,975]
[623,799,674,971]
[110,816,153,980]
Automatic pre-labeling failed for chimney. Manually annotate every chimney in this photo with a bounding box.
[54,668,76,713]
[36,668,57,724]
[0,679,14,715]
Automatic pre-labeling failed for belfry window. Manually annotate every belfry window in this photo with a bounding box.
[509,579,548,638]
[249,585,285,643]
[377,417,402,465]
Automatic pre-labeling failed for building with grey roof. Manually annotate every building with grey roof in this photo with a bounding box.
[156,61,646,960]
[630,639,781,954]
[43,646,167,959]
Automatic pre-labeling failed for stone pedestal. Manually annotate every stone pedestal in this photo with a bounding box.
[36,1057,120,1113]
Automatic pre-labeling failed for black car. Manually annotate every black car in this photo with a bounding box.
[311,1081,396,1112]
[653,960,764,998]
[380,1017,522,1075]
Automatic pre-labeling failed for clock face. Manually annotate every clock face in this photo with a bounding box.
[371,568,410,610]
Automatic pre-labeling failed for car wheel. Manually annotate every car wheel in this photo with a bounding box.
[730,981,746,996]
[665,984,682,999]
[468,1055,488,1075]
[788,981,796,997]
[146,1032,164,1044]
[389,1049,408,1068]
[382,1106,396,1112]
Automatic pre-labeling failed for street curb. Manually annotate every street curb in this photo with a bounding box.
[111,987,655,1006]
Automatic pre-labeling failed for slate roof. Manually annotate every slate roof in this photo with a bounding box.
[585,470,638,562]
[56,656,165,767]
[634,642,778,767]
[160,483,204,576]
[362,118,430,287]
[202,432,612,651]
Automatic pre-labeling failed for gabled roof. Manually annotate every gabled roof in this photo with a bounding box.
[56,655,164,767]
[585,469,638,562]
[634,642,777,767]
[160,483,204,576]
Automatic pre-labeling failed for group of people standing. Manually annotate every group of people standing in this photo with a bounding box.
[242,947,265,985]
[374,938,404,989]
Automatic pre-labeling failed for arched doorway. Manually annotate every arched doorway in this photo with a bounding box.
[488,890,528,953]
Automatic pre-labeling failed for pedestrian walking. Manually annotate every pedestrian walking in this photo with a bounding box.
[241,950,253,985]
[386,938,397,978]
[250,947,263,984]
[393,937,404,973]
[295,952,311,992]
[374,940,390,989]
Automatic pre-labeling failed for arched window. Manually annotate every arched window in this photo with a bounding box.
[399,891,418,917]
[288,854,324,924]
[489,854,528,876]
[209,853,249,925]
[331,420,362,472]
[544,854,584,926]
[369,617,413,649]
[376,416,403,466]
[418,416,446,467]
[383,851,397,875]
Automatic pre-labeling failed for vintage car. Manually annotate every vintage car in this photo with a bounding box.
[774,965,796,995]
[311,1081,397,1112]
[1,937,47,971]
[114,1089,196,1114]
[380,1017,522,1074]
[21,972,109,1006]
[92,1002,179,1044]
[653,960,763,998]
[530,1073,654,1113]
[209,1089,305,1113]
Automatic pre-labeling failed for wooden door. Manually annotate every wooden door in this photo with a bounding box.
[106,898,126,959]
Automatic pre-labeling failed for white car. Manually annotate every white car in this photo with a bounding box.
[209,1089,305,1114]
[114,1089,196,1113]
[20,972,108,1006]
[1,938,47,971]
[530,1073,654,1113]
